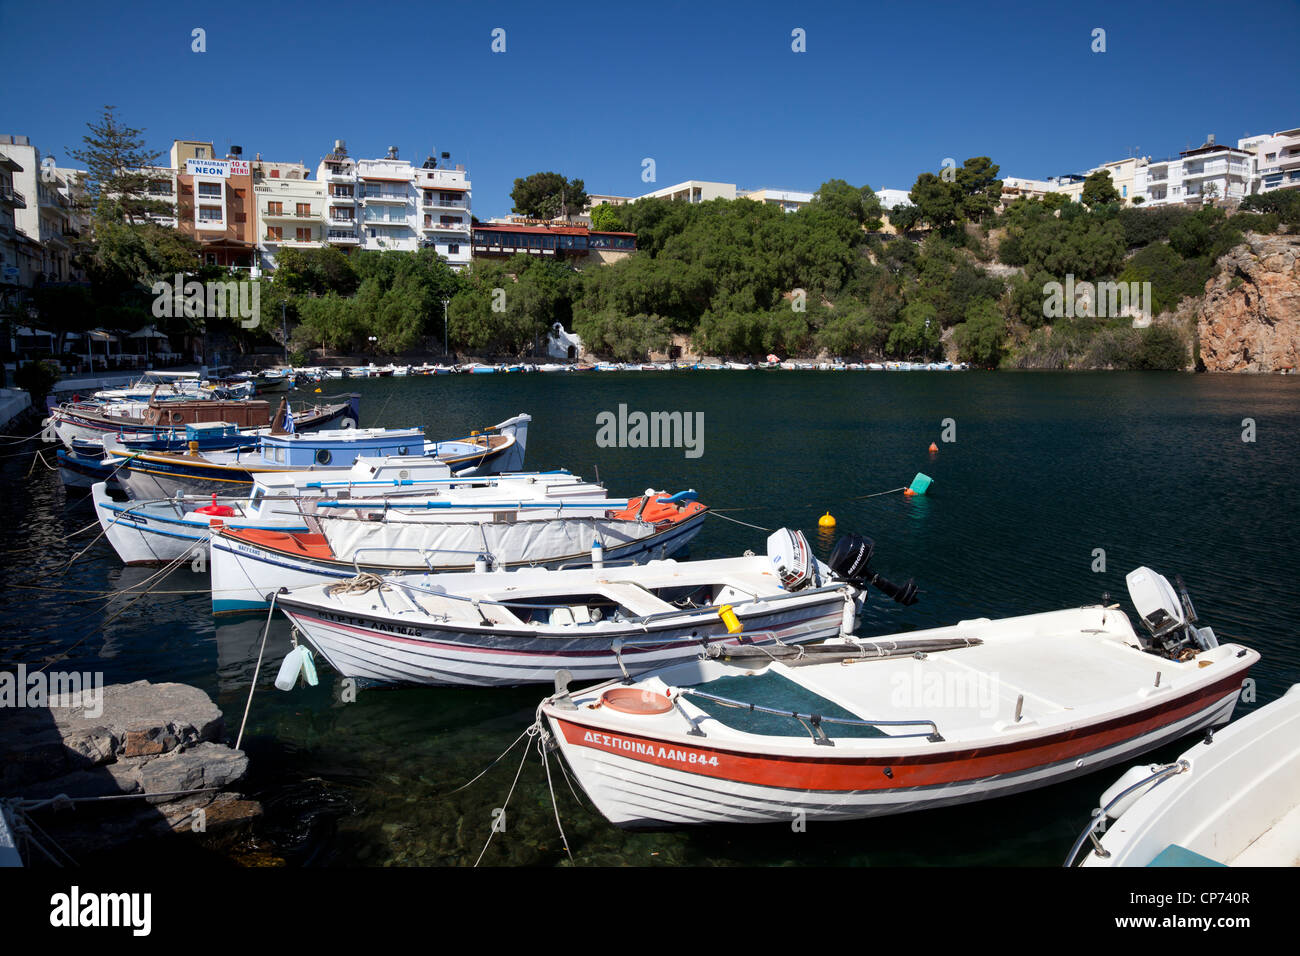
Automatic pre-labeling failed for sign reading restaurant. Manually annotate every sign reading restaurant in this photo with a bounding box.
[185,158,250,177]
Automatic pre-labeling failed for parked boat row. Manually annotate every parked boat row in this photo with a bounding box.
[60,379,1276,862]
[295,360,970,377]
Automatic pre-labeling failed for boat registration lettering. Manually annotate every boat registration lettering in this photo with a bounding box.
[583,730,718,766]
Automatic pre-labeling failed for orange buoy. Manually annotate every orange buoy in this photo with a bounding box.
[818,511,836,528]
[928,442,938,453]
[904,488,916,497]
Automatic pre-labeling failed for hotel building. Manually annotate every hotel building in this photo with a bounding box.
[356,147,418,252]
[174,142,257,268]
[415,152,471,269]
[317,140,360,252]
[0,135,79,283]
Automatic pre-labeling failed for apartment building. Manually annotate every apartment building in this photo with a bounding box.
[252,158,323,270]
[0,135,79,284]
[1136,135,1253,207]
[356,147,418,252]
[317,140,360,252]
[414,152,471,269]
[1238,127,1300,195]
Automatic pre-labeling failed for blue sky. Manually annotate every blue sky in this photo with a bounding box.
[3,0,1297,218]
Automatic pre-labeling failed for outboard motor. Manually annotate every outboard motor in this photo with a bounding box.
[1126,566,1218,658]
[767,529,819,590]
[828,533,919,606]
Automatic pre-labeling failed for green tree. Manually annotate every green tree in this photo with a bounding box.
[811,179,884,230]
[954,157,1003,223]
[909,173,960,230]
[589,202,625,232]
[1081,170,1122,208]
[952,297,1007,366]
[510,172,589,219]
[70,106,173,224]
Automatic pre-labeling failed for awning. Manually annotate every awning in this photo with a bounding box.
[129,326,170,339]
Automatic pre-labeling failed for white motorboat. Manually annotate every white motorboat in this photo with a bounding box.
[1069,683,1300,867]
[210,488,709,613]
[273,529,889,686]
[91,457,602,565]
[539,564,1257,828]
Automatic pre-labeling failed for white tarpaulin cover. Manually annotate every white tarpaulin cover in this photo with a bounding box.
[318,514,657,568]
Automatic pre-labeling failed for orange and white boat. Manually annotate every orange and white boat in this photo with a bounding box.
[540,566,1258,827]
[212,489,709,612]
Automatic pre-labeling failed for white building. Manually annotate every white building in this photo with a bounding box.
[738,187,814,212]
[317,140,360,252]
[875,188,913,210]
[1136,135,1252,207]
[0,135,78,283]
[1238,127,1300,196]
[357,147,418,252]
[253,161,324,270]
[414,152,472,269]
[637,180,737,203]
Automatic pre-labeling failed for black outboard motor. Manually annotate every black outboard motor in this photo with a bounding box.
[829,533,919,606]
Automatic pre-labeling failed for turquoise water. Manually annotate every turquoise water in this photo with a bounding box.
[3,370,1297,866]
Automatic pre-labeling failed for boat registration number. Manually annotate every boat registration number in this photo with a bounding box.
[582,730,718,766]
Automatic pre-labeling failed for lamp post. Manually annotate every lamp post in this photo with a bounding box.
[368,335,377,357]
[281,300,288,365]
[442,297,449,357]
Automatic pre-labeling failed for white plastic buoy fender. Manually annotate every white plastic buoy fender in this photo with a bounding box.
[591,541,604,569]
[300,646,318,686]
[840,597,856,636]
[275,646,306,691]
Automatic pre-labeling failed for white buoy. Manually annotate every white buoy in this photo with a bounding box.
[591,541,604,569]
[300,646,318,686]
[474,554,487,574]
[275,646,306,691]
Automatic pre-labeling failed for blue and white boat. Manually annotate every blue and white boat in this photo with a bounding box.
[102,413,531,499]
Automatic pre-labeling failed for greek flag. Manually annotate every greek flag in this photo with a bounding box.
[282,404,295,434]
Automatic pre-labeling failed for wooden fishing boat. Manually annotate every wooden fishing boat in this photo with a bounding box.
[102,413,530,499]
[540,566,1257,827]
[1069,683,1300,867]
[272,529,880,686]
[211,489,708,613]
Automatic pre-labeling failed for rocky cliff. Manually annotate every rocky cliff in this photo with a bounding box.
[1198,233,1300,372]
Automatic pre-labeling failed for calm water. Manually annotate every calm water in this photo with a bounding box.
[3,371,1298,866]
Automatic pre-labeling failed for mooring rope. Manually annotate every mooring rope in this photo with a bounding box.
[473,722,539,867]
[235,592,278,752]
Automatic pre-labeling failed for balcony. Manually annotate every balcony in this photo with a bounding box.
[360,192,409,205]
[328,213,356,226]
[328,191,356,202]
[422,221,470,233]
[262,208,316,221]
[324,167,354,182]
[326,230,360,244]
[0,187,24,209]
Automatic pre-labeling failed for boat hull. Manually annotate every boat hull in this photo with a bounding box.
[210,508,707,612]
[277,593,847,687]
[546,676,1250,828]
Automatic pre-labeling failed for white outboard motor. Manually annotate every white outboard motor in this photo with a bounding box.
[1126,566,1219,658]
[767,528,818,591]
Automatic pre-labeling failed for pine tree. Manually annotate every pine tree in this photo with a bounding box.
[70,106,172,225]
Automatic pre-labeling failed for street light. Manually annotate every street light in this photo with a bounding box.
[368,335,378,357]
[442,297,449,357]
[281,300,288,366]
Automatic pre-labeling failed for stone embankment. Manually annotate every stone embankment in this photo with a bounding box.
[1,679,260,860]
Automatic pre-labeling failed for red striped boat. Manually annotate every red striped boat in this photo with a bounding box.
[540,568,1258,827]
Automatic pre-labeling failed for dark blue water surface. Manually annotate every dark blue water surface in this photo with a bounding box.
[2,370,1297,866]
